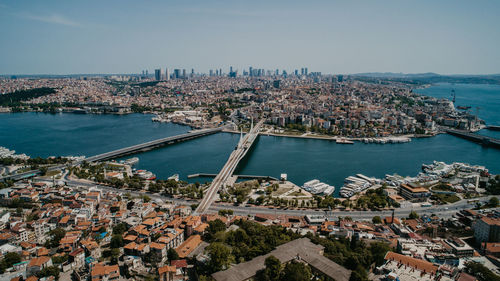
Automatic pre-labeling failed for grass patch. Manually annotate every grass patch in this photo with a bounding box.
[433,193,460,204]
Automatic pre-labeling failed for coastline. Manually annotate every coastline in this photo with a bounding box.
[222,128,433,143]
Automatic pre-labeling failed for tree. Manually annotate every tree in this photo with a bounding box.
[465,261,500,281]
[167,247,179,262]
[372,216,382,224]
[208,219,227,234]
[280,261,311,281]
[37,265,60,280]
[207,242,233,273]
[0,252,22,273]
[255,255,282,281]
[408,211,419,219]
[488,197,499,208]
[113,223,128,235]
[46,228,66,248]
[110,234,123,248]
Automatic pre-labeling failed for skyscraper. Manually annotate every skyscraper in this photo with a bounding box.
[249,67,253,77]
[182,69,186,78]
[154,69,161,81]
[174,69,181,79]
[165,68,170,81]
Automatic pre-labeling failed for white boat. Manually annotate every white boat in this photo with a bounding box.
[168,174,179,182]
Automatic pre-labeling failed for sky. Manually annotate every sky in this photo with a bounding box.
[1,0,500,75]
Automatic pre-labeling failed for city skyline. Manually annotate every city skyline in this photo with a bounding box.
[1,0,500,75]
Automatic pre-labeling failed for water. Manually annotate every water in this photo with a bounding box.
[0,83,499,196]
[414,83,500,138]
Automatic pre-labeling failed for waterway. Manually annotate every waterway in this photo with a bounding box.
[0,84,499,196]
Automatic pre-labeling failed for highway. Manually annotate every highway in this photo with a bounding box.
[194,119,265,214]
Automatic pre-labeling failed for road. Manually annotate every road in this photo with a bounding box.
[194,119,265,214]
[59,176,498,221]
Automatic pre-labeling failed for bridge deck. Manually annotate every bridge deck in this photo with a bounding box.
[194,120,265,214]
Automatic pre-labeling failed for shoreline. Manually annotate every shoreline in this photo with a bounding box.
[222,129,435,143]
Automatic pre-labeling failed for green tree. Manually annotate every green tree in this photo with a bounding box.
[167,247,180,262]
[408,211,419,219]
[488,197,499,208]
[372,216,382,224]
[280,261,311,281]
[256,256,282,281]
[112,223,128,235]
[207,242,234,273]
[110,234,123,248]
[45,228,66,248]
[465,261,500,281]
[0,252,22,273]
[37,265,60,280]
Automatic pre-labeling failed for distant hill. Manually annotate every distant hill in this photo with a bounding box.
[351,73,500,85]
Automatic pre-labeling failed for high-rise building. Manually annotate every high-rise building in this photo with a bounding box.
[304,67,308,76]
[165,68,170,80]
[209,69,214,76]
[249,67,253,77]
[154,69,162,81]
[182,69,186,78]
[273,80,281,89]
[174,69,181,79]
[294,69,299,76]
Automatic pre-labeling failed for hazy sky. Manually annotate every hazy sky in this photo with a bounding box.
[1,0,499,75]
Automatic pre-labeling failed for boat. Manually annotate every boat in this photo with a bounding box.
[168,174,179,182]
[457,106,471,110]
[134,170,156,180]
[302,179,335,196]
[336,138,354,144]
[121,157,139,166]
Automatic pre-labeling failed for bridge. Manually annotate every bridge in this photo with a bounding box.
[0,127,224,181]
[486,125,500,131]
[444,128,500,149]
[85,127,223,162]
[194,119,265,215]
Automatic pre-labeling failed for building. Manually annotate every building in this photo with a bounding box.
[445,238,474,257]
[158,265,176,281]
[399,183,431,201]
[212,238,351,281]
[91,264,120,281]
[474,217,500,243]
[155,69,162,81]
[380,252,438,281]
[26,256,53,277]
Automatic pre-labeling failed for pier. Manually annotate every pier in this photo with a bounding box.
[194,119,265,215]
[444,128,500,149]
